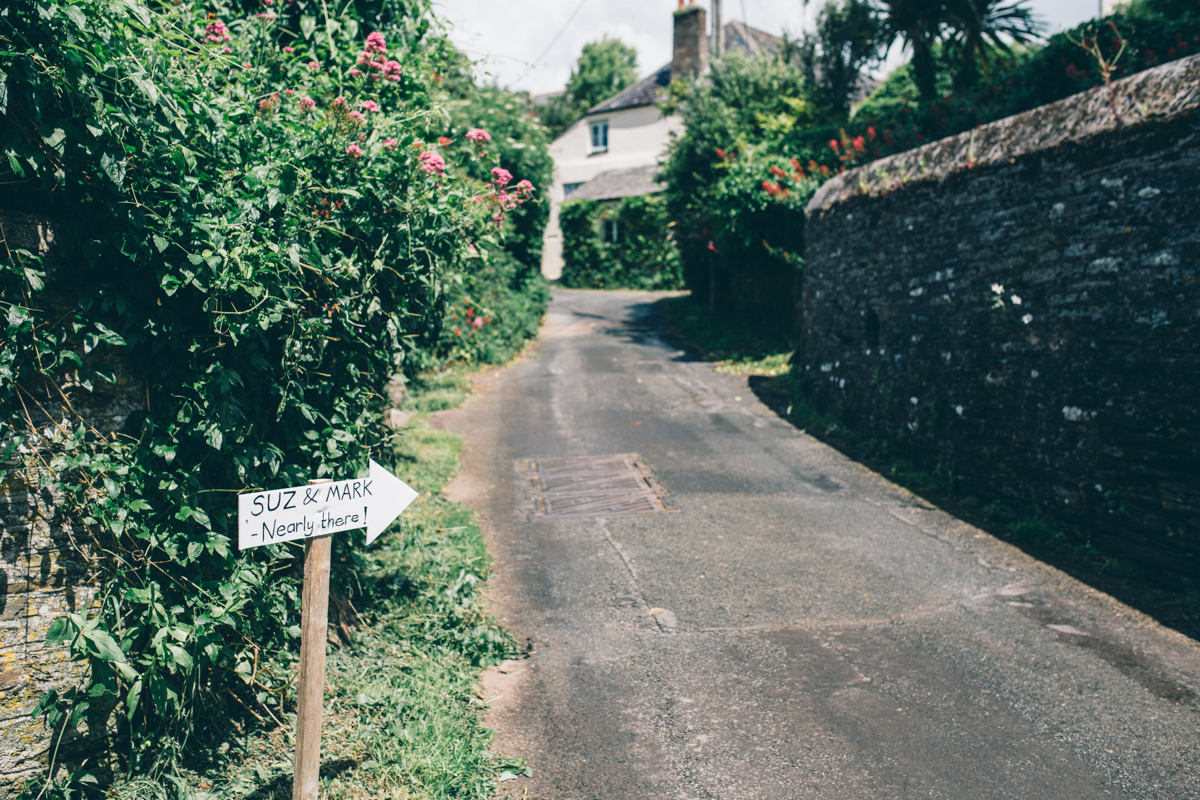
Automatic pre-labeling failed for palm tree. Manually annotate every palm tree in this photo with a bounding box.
[875,0,1042,102]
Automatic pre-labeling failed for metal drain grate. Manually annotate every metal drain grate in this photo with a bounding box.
[517,453,677,519]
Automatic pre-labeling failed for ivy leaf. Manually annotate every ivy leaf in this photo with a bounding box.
[131,74,158,105]
[126,679,143,719]
[152,235,168,253]
[6,150,25,178]
[63,4,86,29]
[169,645,193,670]
[100,152,126,186]
[113,661,140,682]
[42,128,66,153]
[46,616,74,646]
[122,0,151,26]
[300,15,316,39]
[82,628,127,664]
[24,268,45,292]
[205,424,223,450]
[7,305,31,329]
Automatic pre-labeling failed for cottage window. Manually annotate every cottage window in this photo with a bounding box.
[590,120,609,153]
[603,218,619,244]
[563,182,583,196]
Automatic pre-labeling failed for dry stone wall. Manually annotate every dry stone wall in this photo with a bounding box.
[802,55,1200,585]
[0,214,141,795]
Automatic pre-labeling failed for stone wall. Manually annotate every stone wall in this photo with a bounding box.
[801,55,1200,585]
[0,214,142,795]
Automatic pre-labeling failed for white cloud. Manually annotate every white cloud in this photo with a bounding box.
[435,0,1103,95]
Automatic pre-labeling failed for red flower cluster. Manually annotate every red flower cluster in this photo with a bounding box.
[451,303,492,336]
[354,32,402,82]
[204,19,231,43]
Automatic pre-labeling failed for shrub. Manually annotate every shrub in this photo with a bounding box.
[559,195,682,290]
[662,54,814,335]
[0,0,547,789]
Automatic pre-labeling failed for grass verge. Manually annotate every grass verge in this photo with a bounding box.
[112,368,524,800]
[664,295,1200,641]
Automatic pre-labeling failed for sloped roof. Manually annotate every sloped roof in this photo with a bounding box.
[588,64,672,114]
[724,20,781,58]
[586,22,782,115]
[565,165,664,202]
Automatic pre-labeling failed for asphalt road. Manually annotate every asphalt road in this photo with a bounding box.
[434,289,1200,800]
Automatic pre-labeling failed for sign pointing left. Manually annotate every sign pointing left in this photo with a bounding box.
[238,458,418,550]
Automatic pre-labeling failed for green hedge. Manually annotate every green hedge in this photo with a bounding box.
[661,55,811,337]
[0,0,547,791]
[558,194,682,290]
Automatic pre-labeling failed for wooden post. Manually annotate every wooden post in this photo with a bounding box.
[293,478,332,800]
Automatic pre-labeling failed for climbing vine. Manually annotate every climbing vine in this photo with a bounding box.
[0,0,542,790]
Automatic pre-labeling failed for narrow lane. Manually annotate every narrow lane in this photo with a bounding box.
[435,289,1200,800]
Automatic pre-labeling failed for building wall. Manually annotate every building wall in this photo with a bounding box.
[541,105,682,279]
[801,55,1200,584]
[0,215,136,796]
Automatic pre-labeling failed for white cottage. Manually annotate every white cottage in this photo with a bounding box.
[540,3,779,279]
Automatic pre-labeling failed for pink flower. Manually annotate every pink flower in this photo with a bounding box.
[243,61,252,68]
[361,100,379,113]
[357,53,370,66]
[307,61,320,71]
[330,96,348,108]
[297,96,316,111]
[204,19,231,43]
[348,110,365,123]
[470,195,483,203]
[382,60,401,76]
[419,151,445,175]
[349,68,363,77]
[383,138,399,152]
[491,167,512,187]
[257,92,281,112]
[472,316,484,328]
[346,144,363,158]
[283,46,295,53]
[829,139,840,151]
[385,74,401,83]
[466,128,491,143]
[437,136,452,146]
[264,0,273,4]
[284,88,295,96]
[255,12,276,20]
[516,179,533,192]
[365,31,387,54]
[222,46,232,54]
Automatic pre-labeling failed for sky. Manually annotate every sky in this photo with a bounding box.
[433,0,1105,96]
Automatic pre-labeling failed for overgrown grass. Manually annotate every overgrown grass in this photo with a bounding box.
[110,368,523,800]
[666,295,1200,641]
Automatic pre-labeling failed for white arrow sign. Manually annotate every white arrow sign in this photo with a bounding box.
[238,459,418,550]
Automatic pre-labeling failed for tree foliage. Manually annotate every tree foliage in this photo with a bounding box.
[874,0,1042,101]
[661,54,815,333]
[796,0,883,121]
[536,37,639,139]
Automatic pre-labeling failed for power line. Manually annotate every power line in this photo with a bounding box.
[531,0,591,68]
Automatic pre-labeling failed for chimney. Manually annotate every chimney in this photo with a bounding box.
[672,1,707,81]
